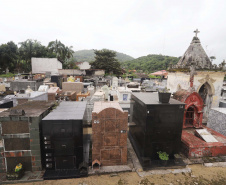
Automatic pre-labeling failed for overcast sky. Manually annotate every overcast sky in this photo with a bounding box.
[0,0,225,64]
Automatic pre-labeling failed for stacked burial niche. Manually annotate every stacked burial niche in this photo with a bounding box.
[41,101,87,179]
[0,101,55,173]
[92,102,128,167]
[129,92,185,169]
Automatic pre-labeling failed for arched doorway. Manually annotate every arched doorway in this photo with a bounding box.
[198,82,213,122]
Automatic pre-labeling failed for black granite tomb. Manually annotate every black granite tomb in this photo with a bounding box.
[0,99,13,108]
[129,92,185,170]
[51,75,63,89]
[41,101,87,179]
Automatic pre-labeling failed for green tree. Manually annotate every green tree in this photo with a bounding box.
[210,56,216,62]
[90,49,122,75]
[18,39,52,72]
[0,41,18,73]
[47,39,64,58]
[48,40,74,65]
[121,54,179,73]
[61,45,74,61]
[64,58,79,69]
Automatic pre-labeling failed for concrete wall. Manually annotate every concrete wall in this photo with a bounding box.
[13,92,48,106]
[94,70,105,76]
[208,108,226,136]
[10,80,43,91]
[32,58,62,74]
[58,69,85,76]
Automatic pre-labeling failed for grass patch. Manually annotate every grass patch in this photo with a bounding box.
[0,73,15,78]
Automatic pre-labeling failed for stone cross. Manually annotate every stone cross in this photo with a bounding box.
[194,29,200,37]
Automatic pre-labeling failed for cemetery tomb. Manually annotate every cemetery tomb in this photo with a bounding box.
[76,92,90,101]
[129,92,186,170]
[92,102,128,166]
[0,95,13,108]
[41,101,87,179]
[47,87,60,101]
[181,127,226,158]
[173,89,226,158]
[0,84,6,92]
[126,82,141,92]
[62,82,84,93]
[51,75,63,89]
[13,91,48,106]
[101,85,109,100]
[38,85,49,92]
[67,76,75,82]
[10,79,44,91]
[117,87,132,114]
[74,76,83,82]
[208,108,226,136]
[0,101,55,173]
[173,90,204,129]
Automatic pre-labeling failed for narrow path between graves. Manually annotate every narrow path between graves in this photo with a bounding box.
[3,164,226,185]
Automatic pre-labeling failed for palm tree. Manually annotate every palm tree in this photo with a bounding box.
[47,40,65,58]
[18,39,49,72]
[62,45,74,61]
[48,40,74,64]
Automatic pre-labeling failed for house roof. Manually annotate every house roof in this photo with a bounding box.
[151,70,168,76]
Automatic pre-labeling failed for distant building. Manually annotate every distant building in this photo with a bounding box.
[151,70,168,78]
[32,58,62,74]
[76,61,91,70]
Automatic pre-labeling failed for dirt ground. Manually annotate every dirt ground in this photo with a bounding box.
[10,164,226,185]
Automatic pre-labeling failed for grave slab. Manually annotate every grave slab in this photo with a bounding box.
[181,126,226,158]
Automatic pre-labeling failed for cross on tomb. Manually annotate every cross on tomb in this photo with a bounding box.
[194,29,200,37]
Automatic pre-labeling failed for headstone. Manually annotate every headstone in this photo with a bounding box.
[125,77,130,83]
[0,84,6,92]
[38,85,49,92]
[101,85,109,100]
[112,77,118,90]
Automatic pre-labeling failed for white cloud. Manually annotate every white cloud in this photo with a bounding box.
[0,0,225,64]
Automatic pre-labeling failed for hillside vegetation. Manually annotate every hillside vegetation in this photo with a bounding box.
[73,49,134,62]
[121,54,180,73]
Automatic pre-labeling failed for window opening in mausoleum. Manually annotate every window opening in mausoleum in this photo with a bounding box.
[185,106,195,126]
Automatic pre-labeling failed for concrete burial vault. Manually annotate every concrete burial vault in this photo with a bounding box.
[173,89,226,158]
[0,101,55,172]
[92,102,128,167]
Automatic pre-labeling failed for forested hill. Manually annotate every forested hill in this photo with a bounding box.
[73,49,134,62]
[121,54,180,73]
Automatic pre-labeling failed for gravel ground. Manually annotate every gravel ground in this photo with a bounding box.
[2,164,225,185]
